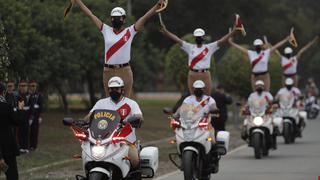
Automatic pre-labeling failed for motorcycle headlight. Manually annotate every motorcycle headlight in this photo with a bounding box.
[253,117,264,126]
[91,145,106,160]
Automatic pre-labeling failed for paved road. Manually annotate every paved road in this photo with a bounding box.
[157,118,320,180]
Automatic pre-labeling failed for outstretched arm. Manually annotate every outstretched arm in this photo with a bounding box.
[134,0,164,31]
[228,37,248,55]
[270,36,290,53]
[264,36,282,58]
[296,36,319,59]
[74,0,103,29]
[159,24,183,46]
[217,27,236,47]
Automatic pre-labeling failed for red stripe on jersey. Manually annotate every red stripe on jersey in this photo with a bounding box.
[116,103,132,120]
[282,58,295,71]
[189,47,209,70]
[264,95,269,102]
[251,52,265,69]
[200,97,210,107]
[106,29,131,62]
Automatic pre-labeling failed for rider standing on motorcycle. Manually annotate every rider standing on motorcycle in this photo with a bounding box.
[74,0,165,97]
[228,34,291,91]
[159,21,237,95]
[86,76,143,171]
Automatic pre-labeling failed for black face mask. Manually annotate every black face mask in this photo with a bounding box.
[286,85,293,91]
[194,89,204,98]
[195,37,204,45]
[285,54,292,58]
[111,17,124,29]
[256,87,263,94]
[255,46,262,53]
[109,90,122,101]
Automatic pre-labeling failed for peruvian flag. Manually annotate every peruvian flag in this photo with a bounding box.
[235,14,246,36]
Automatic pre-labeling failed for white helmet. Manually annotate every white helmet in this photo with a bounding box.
[110,7,126,17]
[285,78,294,85]
[284,47,293,54]
[193,80,205,88]
[255,80,265,86]
[253,39,263,46]
[193,28,205,37]
[108,76,124,88]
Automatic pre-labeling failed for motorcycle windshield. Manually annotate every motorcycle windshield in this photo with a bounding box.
[279,93,294,109]
[248,97,268,117]
[179,104,203,127]
[89,109,121,140]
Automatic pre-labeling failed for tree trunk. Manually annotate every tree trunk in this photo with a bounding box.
[56,85,69,114]
[86,71,97,108]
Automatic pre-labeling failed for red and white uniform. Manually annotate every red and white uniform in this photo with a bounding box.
[276,87,301,98]
[247,49,271,73]
[183,95,216,116]
[181,41,220,70]
[90,97,142,122]
[281,56,298,75]
[100,24,137,65]
[248,91,274,103]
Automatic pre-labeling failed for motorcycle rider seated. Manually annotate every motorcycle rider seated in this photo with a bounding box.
[275,78,301,101]
[275,78,305,136]
[242,80,276,148]
[174,80,221,172]
[84,76,143,172]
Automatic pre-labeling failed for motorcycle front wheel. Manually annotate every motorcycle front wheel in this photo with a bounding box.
[89,171,110,180]
[182,150,197,180]
[283,122,292,144]
[252,133,263,159]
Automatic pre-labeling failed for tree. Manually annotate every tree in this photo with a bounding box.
[0,19,9,81]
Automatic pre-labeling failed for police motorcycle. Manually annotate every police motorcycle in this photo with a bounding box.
[241,96,275,159]
[62,109,158,180]
[273,93,307,144]
[163,104,230,180]
[305,94,319,119]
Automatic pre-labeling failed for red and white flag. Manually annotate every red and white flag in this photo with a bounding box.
[235,14,246,36]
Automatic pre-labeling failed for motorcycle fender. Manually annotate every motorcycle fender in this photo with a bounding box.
[90,167,111,177]
[183,146,199,155]
[252,129,264,135]
[283,119,293,124]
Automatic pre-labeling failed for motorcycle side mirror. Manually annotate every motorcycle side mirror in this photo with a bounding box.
[163,107,173,115]
[63,118,74,126]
